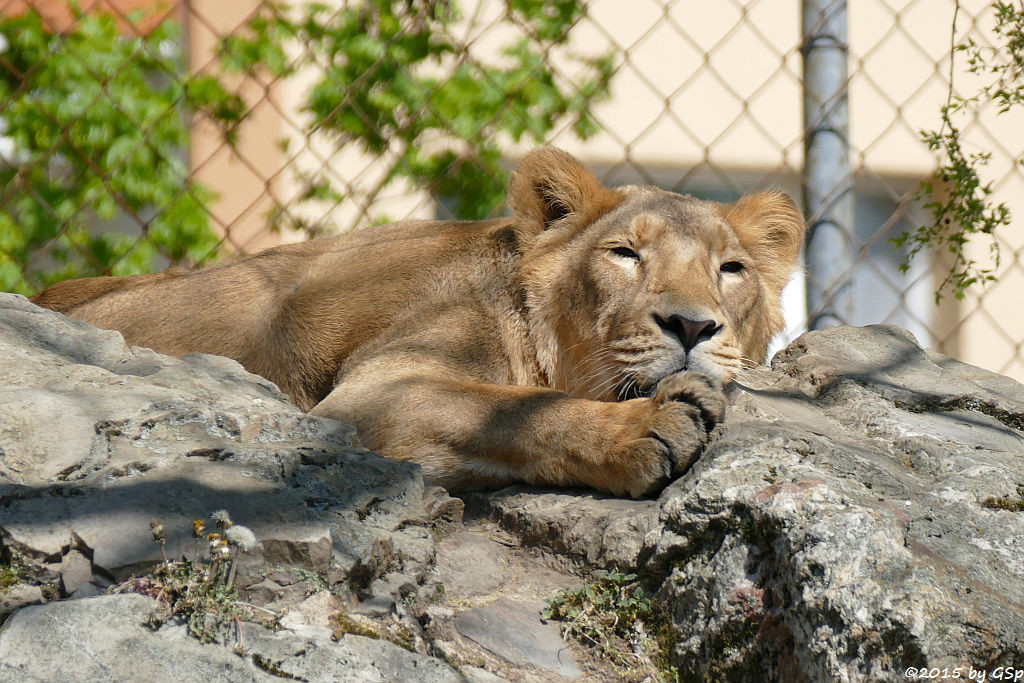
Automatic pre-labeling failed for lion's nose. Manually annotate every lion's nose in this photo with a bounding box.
[654,314,721,352]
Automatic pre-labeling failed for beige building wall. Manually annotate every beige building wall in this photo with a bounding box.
[187,0,1024,380]
[185,0,295,253]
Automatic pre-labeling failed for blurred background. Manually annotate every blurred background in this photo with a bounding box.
[1,0,1021,380]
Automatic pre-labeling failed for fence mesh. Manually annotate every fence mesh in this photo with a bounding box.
[1,0,1021,380]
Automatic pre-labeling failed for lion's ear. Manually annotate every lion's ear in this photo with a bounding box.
[723,191,806,295]
[508,147,622,239]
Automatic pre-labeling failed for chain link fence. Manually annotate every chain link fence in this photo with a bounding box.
[1,0,1021,380]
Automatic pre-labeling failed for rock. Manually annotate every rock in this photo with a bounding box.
[650,325,1024,680]
[353,594,398,618]
[56,549,93,595]
[430,526,582,609]
[69,581,107,599]
[277,590,345,635]
[241,621,464,682]
[0,594,268,681]
[4,295,1024,681]
[467,488,658,570]
[454,598,581,678]
[0,583,45,619]
[267,632,464,682]
[462,667,511,682]
[462,326,1024,680]
[435,532,508,597]
[423,484,466,532]
[258,528,333,573]
[0,593,464,682]
[0,293,432,602]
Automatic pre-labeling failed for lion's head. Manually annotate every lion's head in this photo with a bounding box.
[509,147,805,400]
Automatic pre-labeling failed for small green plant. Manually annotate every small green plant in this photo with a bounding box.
[291,568,330,593]
[895,1,1024,301]
[543,569,675,678]
[140,553,244,642]
[0,546,61,602]
[0,553,28,593]
[981,484,1024,511]
[112,510,266,644]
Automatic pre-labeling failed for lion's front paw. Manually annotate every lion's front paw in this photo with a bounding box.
[610,373,727,498]
[652,371,726,432]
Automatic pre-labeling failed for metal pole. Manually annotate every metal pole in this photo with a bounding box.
[802,0,854,329]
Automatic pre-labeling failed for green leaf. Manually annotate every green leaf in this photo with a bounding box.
[0,8,222,291]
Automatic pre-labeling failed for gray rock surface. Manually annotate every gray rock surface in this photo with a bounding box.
[0,292,431,597]
[466,489,658,570]
[0,594,268,682]
[0,593,463,682]
[648,325,1024,680]
[454,598,581,678]
[2,292,1023,682]
[0,293,465,679]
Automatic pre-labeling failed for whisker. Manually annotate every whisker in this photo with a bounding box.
[568,348,617,396]
[590,372,627,398]
[570,349,613,375]
[617,375,640,401]
[574,347,644,400]
[569,358,612,388]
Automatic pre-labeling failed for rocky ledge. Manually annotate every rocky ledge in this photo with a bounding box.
[0,292,1022,682]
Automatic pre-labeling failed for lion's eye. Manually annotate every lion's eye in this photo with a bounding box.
[611,246,640,261]
[720,261,745,274]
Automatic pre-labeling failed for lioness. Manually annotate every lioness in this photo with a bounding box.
[32,148,804,497]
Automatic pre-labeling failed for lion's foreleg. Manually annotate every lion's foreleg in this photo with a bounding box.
[311,370,724,497]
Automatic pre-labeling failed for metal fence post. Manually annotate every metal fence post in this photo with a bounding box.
[802,0,855,329]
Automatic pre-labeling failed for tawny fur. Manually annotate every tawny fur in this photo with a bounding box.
[31,148,805,497]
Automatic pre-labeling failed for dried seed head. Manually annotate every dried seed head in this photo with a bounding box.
[225,525,258,552]
[211,510,233,529]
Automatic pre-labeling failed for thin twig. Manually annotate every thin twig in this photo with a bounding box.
[940,0,962,138]
[234,615,245,653]
[233,601,281,616]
